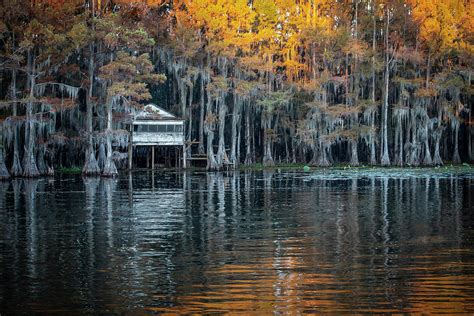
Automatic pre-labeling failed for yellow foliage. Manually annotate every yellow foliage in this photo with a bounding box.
[408,0,473,55]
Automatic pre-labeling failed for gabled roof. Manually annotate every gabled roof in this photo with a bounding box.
[134,104,182,121]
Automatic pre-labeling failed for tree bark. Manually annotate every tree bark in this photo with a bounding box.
[452,121,461,164]
[262,114,274,166]
[198,76,205,155]
[433,128,443,166]
[10,68,22,176]
[205,98,218,170]
[23,49,40,178]
[0,124,10,180]
[380,8,391,166]
[349,140,359,166]
[215,96,227,169]
[83,44,101,176]
[102,97,118,177]
[244,107,253,165]
[230,96,241,167]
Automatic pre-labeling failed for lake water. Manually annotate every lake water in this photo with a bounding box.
[1,170,474,313]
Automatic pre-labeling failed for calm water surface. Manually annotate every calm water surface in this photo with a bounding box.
[1,170,474,314]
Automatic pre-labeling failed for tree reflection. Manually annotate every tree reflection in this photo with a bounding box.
[0,172,473,314]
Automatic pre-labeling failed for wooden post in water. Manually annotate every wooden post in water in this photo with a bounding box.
[128,125,133,170]
[176,147,179,168]
[146,147,150,168]
[182,143,187,169]
[151,145,155,170]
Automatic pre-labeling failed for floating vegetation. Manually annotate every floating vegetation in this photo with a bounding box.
[304,165,474,181]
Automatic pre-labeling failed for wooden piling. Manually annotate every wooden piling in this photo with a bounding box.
[128,125,133,170]
[182,144,187,169]
[152,145,155,169]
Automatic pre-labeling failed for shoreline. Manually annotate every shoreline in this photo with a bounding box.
[50,163,473,175]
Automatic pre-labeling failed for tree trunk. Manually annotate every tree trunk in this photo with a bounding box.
[23,49,40,178]
[452,122,461,164]
[98,141,106,171]
[380,62,390,166]
[83,45,101,176]
[0,124,9,180]
[215,97,227,169]
[370,5,377,165]
[102,97,118,177]
[349,140,359,166]
[198,76,205,155]
[425,53,431,88]
[317,141,331,167]
[37,143,51,175]
[230,96,241,167]
[422,124,433,166]
[380,9,391,166]
[433,128,443,166]
[244,107,253,165]
[262,114,274,166]
[236,110,242,168]
[397,123,404,166]
[205,98,218,170]
[371,0,376,104]
[10,68,22,176]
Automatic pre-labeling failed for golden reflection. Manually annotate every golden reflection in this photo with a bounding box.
[144,240,474,314]
[407,274,474,314]
[145,236,350,314]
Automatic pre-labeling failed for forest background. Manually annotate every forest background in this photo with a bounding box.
[0,0,472,177]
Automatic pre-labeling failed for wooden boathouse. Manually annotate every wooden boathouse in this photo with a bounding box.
[128,104,186,169]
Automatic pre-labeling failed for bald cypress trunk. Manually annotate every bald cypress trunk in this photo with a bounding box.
[83,44,101,176]
[98,141,106,171]
[380,9,391,166]
[102,97,118,177]
[244,106,253,165]
[452,121,461,164]
[432,127,443,166]
[262,114,274,166]
[422,124,433,166]
[198,76,205,155]
[10,68,22,176]
[205,97,218,170]
[215,96,227,169]
[369,3,377,165]
[0,124,9,180]
[317,141,331,167]
[349,139,359,166]
[230,95,242,167]
[23,49,40,178]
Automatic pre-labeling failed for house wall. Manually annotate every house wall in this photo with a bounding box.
[132,120,184,146]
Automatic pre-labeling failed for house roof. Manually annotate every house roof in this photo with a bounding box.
[134,104,183,121]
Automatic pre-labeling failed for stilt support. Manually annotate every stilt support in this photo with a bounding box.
[152,145,155,170]
[128,124,133,170]
[182,144,187,169]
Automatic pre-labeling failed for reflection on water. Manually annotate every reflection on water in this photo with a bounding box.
[0,171,473,313]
